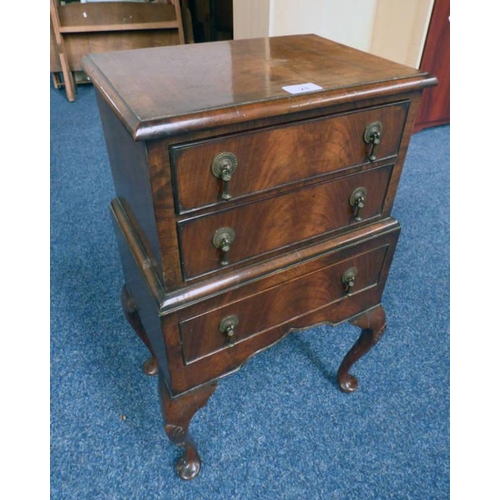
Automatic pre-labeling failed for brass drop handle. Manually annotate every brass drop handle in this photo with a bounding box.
[212,227,236,266]
[211,152,238,200]
[219,315,239,346]
[349,187,367,222]
[341,267,358,296]
[363,121,383,162]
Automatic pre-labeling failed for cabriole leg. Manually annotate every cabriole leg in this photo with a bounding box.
[159,378,217,480]
[121,285,159,376]
[337,304,387,393]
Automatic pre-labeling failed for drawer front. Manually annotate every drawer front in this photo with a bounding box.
[179,243,389,364]
[178,164,392,279]
[170,101,409,213]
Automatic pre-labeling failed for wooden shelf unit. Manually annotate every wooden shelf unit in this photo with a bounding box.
[50,0,186,102]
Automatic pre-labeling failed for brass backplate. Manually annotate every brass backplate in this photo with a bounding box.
[349,187,367,207]
[363,121,383,144]
[211,152,238,178]
[341,267,358,285]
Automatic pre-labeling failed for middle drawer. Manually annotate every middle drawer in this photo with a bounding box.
[178,164,393,280]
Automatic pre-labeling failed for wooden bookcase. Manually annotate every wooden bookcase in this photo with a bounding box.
[50,0,187,101]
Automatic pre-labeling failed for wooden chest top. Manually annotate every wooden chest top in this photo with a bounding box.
[82,34,436,140]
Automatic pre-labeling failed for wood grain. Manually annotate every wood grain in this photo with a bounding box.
[164,223,400,394]
[338,304,387,393]
[171,102,408,212]
[96,92,165,281]
[158,377,217,480]
[82,34,436,139]
[86,35,435,477]
[178,164,393,279]
[180,244,389,364]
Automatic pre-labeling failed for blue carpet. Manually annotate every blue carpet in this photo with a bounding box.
[50,82,449,499]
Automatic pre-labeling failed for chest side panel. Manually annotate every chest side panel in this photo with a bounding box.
[96,92,164,279]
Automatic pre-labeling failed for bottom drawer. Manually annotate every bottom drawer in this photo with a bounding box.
[179,237,393,365]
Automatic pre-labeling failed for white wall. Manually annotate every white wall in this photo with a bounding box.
[269,0,377,52]
[233,0,270,40]
[233,0,434,68]
[370,0,434,68]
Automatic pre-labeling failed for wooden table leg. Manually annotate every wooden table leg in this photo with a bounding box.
[121,285,159,376]
[337,304,387,393]
[159,378,217,480]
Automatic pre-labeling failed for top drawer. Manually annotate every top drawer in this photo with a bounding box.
[170,101,409,213]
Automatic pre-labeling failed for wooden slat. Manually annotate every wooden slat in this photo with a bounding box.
[59,21,179,34]
[58,2,177,29]
[64,31,182,71]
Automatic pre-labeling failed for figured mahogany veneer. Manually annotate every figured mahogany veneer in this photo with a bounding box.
[180,240,391,364]
[83,34,436,481]
[178,164,393,279]
[171,102,408,213]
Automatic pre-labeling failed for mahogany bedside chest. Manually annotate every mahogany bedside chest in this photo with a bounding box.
[82,34,436,480]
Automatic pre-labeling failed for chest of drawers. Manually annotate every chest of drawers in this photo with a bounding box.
[83,34,436,480]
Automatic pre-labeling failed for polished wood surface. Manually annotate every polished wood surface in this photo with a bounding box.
[158,377,217,480]
[96,92,165,281]
[338,304,387,393]
[163,223,399,393]
[171,102,408,212]
[87,35,436,479]
[82,34,436,139]
[112,196,399,313]
[179,164,393,279]
[180,243,389,364]
[121,285,159,376]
